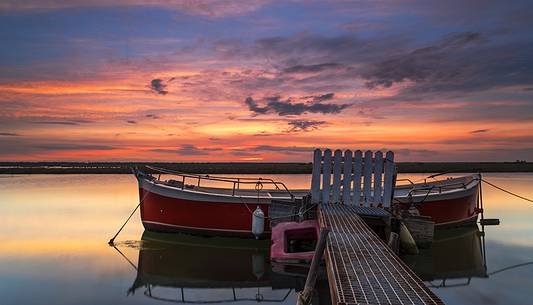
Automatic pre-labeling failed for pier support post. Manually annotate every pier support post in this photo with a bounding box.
[297,228,330,305]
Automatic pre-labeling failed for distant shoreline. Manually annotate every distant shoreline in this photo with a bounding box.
[0,162,531,174]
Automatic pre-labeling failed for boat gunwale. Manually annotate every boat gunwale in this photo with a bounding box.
[140,177,295,202]
[140,172,480,203]
[393,174,480,199]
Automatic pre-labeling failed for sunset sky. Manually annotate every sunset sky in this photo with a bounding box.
[1,0,532,162]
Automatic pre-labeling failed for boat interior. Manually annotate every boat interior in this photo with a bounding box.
[394,175,479,198]
[141,166,479,201]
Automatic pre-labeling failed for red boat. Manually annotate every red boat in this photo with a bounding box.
[135,167,306,239]
[394,175,481,227]
[135,167,481,238]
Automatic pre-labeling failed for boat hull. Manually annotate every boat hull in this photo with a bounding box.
[395,176,481,227]
[416,192,479,227]
[139,178,272,238]
[137,172,481,238]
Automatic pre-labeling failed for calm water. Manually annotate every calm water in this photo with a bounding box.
[1,173,533,305]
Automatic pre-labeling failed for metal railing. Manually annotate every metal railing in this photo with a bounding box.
[145,166,294,198]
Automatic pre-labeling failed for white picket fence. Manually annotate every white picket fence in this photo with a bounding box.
[310,149,396,207]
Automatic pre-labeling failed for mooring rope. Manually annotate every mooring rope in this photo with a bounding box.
[478,178,533,203]
[487,261,533,276]
[108,181,152,245]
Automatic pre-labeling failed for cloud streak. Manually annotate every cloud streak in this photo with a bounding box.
[245,96,350,116]
[33,144,116,151]
[151,144,222,155]
[470,129,489,134]
[287,120,326,132]
[32,119,94,125]
[0,132,20,136]
[0,0,271,17]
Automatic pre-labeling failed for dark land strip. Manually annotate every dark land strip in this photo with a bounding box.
[0,162,531,174]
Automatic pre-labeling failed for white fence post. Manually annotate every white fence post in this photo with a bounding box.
[311,149,322,204]
[331,149,342,203]
[321,149,332,204]
[383,151,395,208]
[363,150,373,207]
[352,150,363,206]
[342,150,353,204]
[373,151,383,205]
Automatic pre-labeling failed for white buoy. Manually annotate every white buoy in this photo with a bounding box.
[252,206,265,239]
[399,223,419,255]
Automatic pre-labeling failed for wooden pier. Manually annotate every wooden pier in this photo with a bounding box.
[309,148,444,304]
[319,204,444,305]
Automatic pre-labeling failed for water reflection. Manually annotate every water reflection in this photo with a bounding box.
[2,173,533,305]
[403,226,487,288]
[118,231,303,304]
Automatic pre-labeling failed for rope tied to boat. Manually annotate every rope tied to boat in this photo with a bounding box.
[108,172,153,246]
[476,177,533,203]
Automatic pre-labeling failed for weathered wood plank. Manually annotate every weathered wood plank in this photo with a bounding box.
[311,149,322,204]
[322,149,332,204]
[383,151,395,208]
[352,150,363,206]
[331,150,342,203]
[363,150,373,207]
[342,150,353,204]
[373,151,383,205]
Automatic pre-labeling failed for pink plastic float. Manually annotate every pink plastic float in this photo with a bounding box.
[270,220,321,264]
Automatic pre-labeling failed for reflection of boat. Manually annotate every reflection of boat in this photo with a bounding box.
[126,231,301,303]
[402,226,487,287]
[394,175,481,227]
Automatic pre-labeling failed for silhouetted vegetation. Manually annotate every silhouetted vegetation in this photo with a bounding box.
[0,161,531,174]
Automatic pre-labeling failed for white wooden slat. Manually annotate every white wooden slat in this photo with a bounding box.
[363,150,373,207]
[342,150,353,204]
[321,149,332,204]
[311,149,322,204]
[331,149,343,203]
[373,151,383,205]
[383,151,395,208]
[352,150,363,206]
